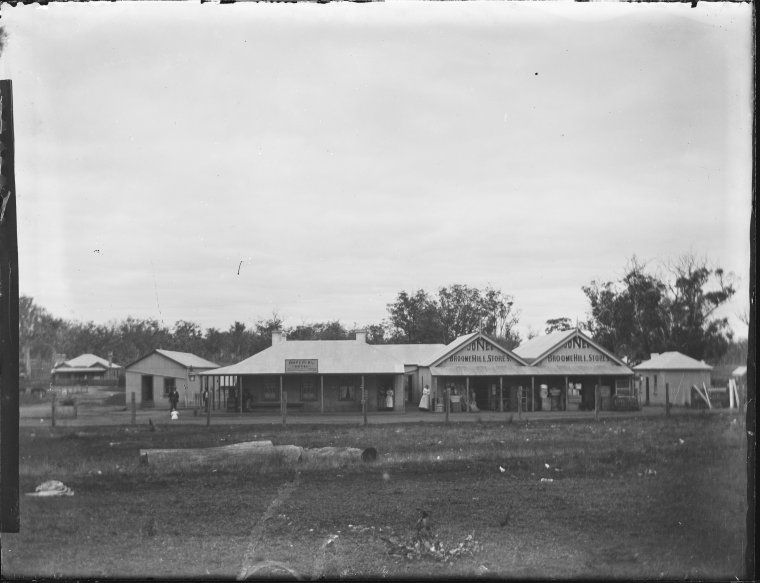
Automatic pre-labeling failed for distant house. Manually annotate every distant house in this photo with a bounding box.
[633,352,712,406]
[125,349,218,409]
[50,353,122,387]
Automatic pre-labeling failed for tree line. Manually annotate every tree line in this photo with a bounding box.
[19,254,746,378]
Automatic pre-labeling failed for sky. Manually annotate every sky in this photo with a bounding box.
[0,1,753,342]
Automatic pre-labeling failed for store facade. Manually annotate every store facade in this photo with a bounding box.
[200,328,634,415]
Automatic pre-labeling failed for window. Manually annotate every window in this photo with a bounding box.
[339,377,356,401]
[262,377,278,401]
[300,376,317,401]
[163,377,176,397]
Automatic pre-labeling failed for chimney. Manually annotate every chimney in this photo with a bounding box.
[272,330,286,345]
[650,353,658,360]
[355,330,367,343]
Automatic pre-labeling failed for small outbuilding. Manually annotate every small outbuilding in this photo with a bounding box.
[50,353,122,387]
[125,349,218,409]
[633,352,712,407]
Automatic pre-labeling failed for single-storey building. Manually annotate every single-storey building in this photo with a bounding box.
[50,353,122,387]
[200,327,634,415]
[125,349,219,409]
[633,351,712,407]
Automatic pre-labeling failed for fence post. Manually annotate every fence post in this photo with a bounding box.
[665,383,670,418]
[131,392,136,425]
[51,393,57,428]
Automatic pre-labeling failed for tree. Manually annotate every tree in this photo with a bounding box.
[544,317,574,335]
[583,255,736,364]
[663,255,736,362]
[19,296,63,376]
[170,320,204,355]
[386,290,442,343]
[387,285,521,346]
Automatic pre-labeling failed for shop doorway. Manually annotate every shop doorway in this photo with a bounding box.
[471,378,494,411]
[141,375,154,405]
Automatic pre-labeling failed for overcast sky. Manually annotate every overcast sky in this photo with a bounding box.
[0,1,753,341]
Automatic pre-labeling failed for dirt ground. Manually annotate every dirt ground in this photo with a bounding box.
[1,408,749,580]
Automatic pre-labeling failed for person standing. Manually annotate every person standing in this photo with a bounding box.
[169,387,179,412]
[418,385,430,411]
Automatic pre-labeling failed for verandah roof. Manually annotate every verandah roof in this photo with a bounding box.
[202,339,405,376]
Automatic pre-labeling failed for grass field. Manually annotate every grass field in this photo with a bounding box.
[1,411,748,579]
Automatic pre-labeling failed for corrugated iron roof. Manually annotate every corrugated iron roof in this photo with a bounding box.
[431,364,535,376]
[51,367,112,375]
[55,353,121,370]
[513,329,577,361]
[633,352,712,371]
[373,343,445,365]
[202,340,404,376]
[155,349,218,369]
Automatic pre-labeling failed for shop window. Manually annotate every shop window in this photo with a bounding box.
[339,377,356,401]
[300,376,317,401]
[163,377,176,397]
[262,377,278,401]
[615,378,631,396]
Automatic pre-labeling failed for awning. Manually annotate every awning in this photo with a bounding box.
[431,364,633,376]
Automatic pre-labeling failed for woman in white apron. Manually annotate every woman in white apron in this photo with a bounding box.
[418,385,430,411]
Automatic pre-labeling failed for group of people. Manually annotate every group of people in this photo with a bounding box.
[418,385,479,412]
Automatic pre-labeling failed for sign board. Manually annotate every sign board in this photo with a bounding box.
[443,338,513,365]
[285,359,318,373]
[538,336,612,366]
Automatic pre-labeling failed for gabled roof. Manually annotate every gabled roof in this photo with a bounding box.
[426,331,530,367]
[512,329,577,363]
[126,349,218,371]
[54,353,121,370]
[202,339,404,376]
[633,352,713,371]
[372,343,445,366]
[514,328,628,368]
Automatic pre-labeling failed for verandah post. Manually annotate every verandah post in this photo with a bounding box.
[320,375,324,414]
[595,376,601,422]
[362,375,367,426]
[665,382,670,418]
[499,377,503,413]
[51,392,57,427]
[206,376,211,427]
[445,386,450,424]
[131,392,136,425]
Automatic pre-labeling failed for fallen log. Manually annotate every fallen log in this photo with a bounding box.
[138,441,364,468]
[140,440,276,464]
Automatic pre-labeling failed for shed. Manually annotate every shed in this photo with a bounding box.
[51,353,122,387]
[125,349,218,409]
[633,352,712,406]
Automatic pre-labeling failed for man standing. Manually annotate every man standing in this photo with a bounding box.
[169,386,179,412]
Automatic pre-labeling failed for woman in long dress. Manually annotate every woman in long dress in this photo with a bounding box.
[418,386,430,411]
[386,389,394,410]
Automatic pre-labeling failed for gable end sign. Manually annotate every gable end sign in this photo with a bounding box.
[285,359,318,373]
[543,337,610,364]
[447,338,512,364]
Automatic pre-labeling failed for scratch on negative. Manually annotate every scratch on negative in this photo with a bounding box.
[0,190,10,224]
